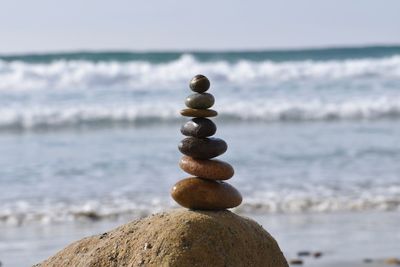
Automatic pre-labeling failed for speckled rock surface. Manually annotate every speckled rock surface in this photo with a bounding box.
[35,209,288,267]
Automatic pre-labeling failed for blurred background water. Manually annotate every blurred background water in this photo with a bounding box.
[1,47,400,266]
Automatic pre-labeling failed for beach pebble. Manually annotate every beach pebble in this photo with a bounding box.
[180,108,218,118]
[143,243,152,250]
[313,251,322,258]
[178,137,227,159]
[297,251,311,257]
[384,258,400,265]
[171,177,242,210]
[185,93,215,109]
[99,232,108,239]
[181,118,216,138]
[179,156,234,180]
[190,74,210,93]
[289,259,303,265]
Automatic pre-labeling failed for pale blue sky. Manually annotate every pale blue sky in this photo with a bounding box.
[1,0,400,53]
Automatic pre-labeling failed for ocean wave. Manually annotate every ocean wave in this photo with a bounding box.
[2,97,400,130]
[237,186,400,214]
[0,105,180,131]
[1,190,400,225]
[0,199,168,226]
[0,54,400,90]
[240,195,400,214]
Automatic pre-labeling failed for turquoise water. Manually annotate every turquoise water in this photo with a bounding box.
[1,46,400,266]
[2,45,400,63]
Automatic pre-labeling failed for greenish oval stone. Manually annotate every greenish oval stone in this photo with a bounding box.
[185,93,215,109]
[180,109,218,118]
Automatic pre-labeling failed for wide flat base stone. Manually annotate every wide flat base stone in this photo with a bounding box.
[36,209,288,267]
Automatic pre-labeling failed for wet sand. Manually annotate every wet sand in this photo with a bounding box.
[321,261,391,267]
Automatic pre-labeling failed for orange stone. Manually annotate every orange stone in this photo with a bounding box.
[180,108,218,118]
[179,156,234,180]
[171,177,242,210]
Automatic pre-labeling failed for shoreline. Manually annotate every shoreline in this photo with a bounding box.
[317,261,395,267]
[1,211,400,267]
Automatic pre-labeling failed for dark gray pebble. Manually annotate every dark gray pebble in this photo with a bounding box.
[297,251,311,257]
[190,74,210,93]
[178,137,227,159]
[181,118,216,138]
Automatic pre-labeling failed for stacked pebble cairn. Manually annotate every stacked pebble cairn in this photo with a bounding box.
[171,75,242,210]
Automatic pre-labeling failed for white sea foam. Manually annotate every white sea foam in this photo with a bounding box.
[1,188,399,225]
[240,189,400,213]
[2,96,400,130]
[1,54,400,130]
[0,199,167,226]
[0,105,180,130]
[0,54,400,90]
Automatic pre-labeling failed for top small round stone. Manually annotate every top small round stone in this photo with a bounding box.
[190,74,210,93]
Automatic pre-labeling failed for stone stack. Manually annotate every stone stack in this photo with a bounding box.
[36,75,289,266]
[171,74,242,210]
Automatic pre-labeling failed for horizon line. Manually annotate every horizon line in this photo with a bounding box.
[1,43,400,57]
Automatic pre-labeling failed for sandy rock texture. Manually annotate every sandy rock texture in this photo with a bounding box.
[35,209,288,267]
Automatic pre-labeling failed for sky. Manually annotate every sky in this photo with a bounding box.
[1,0,400,54]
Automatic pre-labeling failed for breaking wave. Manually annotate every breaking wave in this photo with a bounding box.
[0,54,400,90]
[1,53,400,130]
[2,96,400,130]
[2,187,400,226]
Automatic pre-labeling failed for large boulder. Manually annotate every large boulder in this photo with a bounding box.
[36,209,288,267]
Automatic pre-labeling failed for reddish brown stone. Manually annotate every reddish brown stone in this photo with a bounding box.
[171,177,242,210]
[289,259,303,265]
[179,156,234,180]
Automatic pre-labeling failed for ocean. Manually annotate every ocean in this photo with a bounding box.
[1,46,400,266]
